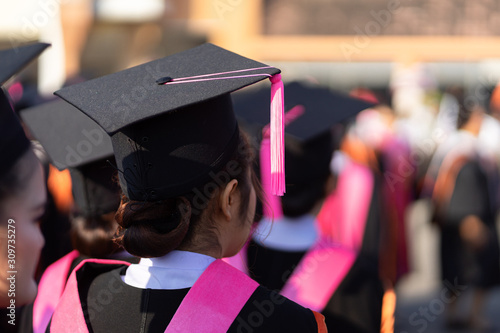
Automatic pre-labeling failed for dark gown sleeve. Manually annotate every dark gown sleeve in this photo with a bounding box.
[440,160,500,288]
[445,161,491,227]
[322,174,385,333]
[246,239,307,292]
[17,303,34,333]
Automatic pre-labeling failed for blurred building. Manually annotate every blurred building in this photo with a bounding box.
[2,0,500,98]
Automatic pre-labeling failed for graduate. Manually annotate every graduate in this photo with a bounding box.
[233,81,372,290]
[19,99,138,333]
[48,44,327,332]
[0,43,49,311]
[234,82,385,333]
[429,93,500,330]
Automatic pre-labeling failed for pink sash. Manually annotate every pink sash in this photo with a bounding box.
[317,159,374,251]
[33,250,80,333]
[50,259,258,332]
[281,160,374,311]
[165,260,258,332]
[281,239,356,311]
[50,258,131,332]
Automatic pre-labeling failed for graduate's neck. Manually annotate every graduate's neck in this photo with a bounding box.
[177,246,222,259]
[177,226,224,259]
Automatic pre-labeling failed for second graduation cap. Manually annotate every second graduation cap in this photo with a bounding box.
[234,81,375,144]
[54,43,284,202]
[20,99,120,217]
[0,42,50,86]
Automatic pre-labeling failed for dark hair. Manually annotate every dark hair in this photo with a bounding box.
[114,131,257,258]
[0,148,37,217]
[70,212,121,258]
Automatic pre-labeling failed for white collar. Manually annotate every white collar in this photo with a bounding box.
[252,215,318,251]
[122,250,216,289]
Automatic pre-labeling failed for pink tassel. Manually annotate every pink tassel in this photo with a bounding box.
[260,136,283,219]
[269,74,285,196]
[260,105,304,218]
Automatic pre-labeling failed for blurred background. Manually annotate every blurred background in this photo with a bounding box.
[2,1,500,332]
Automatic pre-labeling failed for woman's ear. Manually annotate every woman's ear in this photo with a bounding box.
[220,179,239,221]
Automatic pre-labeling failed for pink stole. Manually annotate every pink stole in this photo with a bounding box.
[165,260,258,332]
[50,259,258,332]
[50,258,130,332]
[317,160,374,250]
[281,160,374,311]
[33,250,80,333]
[281,238,356,311]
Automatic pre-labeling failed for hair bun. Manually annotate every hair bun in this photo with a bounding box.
[114,197,191,257]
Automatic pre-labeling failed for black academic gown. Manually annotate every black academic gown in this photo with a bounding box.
[439,160,500,288]
[47,261,325,332]
[321,174,384,333]
[18,254,139,333]
[248,175,385,333]
[247,238,309,291]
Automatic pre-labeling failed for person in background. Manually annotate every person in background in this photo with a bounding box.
[0,43,49,319]
[430,88,500,330]
[234,81,385,333]
[19,99,138,333]
[233,81,370,290]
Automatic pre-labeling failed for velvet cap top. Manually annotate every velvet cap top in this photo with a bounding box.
[20,99,119,217]
[54,43,281,201]
[20,99,113,170]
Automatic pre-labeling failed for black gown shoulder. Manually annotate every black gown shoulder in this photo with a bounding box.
[246,238,308,291]
[68,262,322,332]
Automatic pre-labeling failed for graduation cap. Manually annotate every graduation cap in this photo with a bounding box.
[234,81,374,215]
[0,42,50,86]
[20,99,120,217]
[0,42,50,177]
[54,43,284,202]
[234,81,374,144]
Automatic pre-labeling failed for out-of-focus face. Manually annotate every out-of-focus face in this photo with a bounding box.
[0,152,46,307]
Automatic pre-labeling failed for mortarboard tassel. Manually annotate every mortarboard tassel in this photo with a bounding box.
[269,74,285,196]
[260,135,283,219]
[159,67,286,196]
[261,105,304,218]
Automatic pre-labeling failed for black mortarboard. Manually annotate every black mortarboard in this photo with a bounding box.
[234,81,374,143]
[20,99,114,170]
[0,42,50,177]
[0,90,30,176]
[54,43,282,201]
[0,42,50,85]
[68,160,121,218]
[20,100,120,217]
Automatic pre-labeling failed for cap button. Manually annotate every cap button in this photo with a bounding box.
[156,76,173,85]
